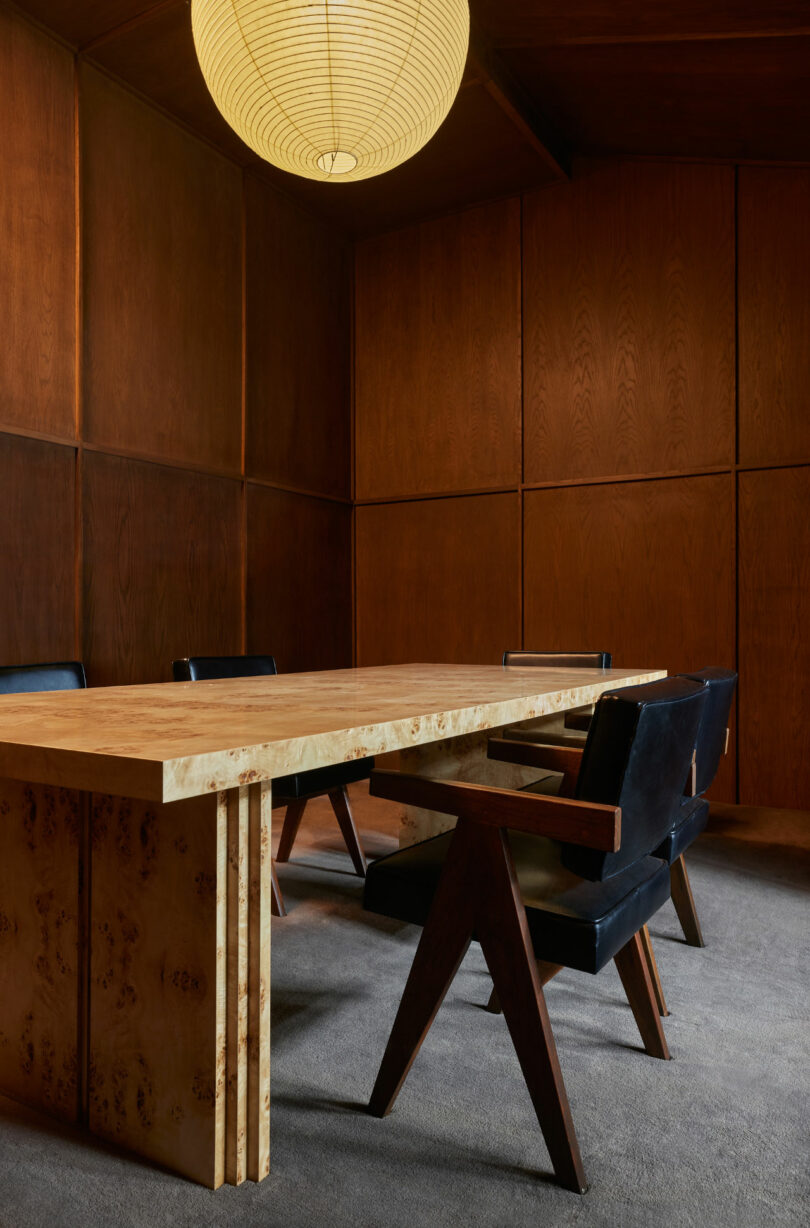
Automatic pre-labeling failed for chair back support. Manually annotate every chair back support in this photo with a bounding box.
[680,668,737,795]
[0,661,87,694]
[564,677,707,881]
[502,650,612,669]
[173,654,278,682]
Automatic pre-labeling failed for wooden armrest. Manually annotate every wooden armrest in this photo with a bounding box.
[369,769,620,852]
[487,737,584,777]
[563,704,594,732]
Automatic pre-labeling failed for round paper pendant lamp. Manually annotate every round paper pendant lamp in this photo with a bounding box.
[191,1,470,183]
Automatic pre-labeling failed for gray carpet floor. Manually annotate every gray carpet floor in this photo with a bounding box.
[0,792,807,1228]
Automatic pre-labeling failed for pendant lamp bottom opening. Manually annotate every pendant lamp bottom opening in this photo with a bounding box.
[317,150,358,175]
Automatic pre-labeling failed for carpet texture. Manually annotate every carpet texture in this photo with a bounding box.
[0,793,807,1228]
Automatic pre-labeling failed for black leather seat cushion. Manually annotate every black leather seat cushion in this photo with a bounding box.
[653,795,709,864]
[364,830,670,976]
[275,756,374,799]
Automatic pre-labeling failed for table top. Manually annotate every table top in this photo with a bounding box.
[0,662,665,803]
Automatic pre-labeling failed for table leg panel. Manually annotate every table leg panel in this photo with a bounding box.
[88,791,226,1188]
[0,778,81,1122]
[247,780,271,1182]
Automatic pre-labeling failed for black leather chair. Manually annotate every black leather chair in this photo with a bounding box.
[0,660,86,694]
[362,677,707,1194]
[501,649,612,756]
[173,656,373,915]
[652,667,737,949]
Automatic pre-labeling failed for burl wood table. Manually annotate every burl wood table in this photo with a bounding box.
[0,662,663,1188]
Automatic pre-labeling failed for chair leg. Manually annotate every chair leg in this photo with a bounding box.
[328,786,368,877]
[477,826,587,1195]
[270,859,286,918]
[614,932,671,1060]
[640,924,669,1017]
[368,828,477,1118]
[486,960,562,1015]
[276,798,307,863]
[670,855,705,947]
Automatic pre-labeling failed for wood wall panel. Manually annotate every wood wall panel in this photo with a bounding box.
[246,486,352,673]
[82,452,242,686]
[523,160,735,483]
[739,468,810,809]
[0,433,76,666]
[354,200,522,500]
[738,168,810,467]
[245,176,350,499]
[81,65,242,474]
[0,9,75,440]
[524,475,736,799]
[355,494,520,667]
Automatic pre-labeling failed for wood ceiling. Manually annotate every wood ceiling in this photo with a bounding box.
[10,1,810,233]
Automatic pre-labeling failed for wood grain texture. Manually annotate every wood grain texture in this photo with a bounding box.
[738,467,810,809]
[246,485,352,674]
[523,160,735,483]
[247,781,271,1182]
[245,176,351,499]
[738,168,810,467]
[0,433,76,667]
[0,8,75,439]
[523,475,736,799]
[87,1,255,166]
[80,64,242,473]
[355,494,520,666]
[355,200,521,499]
[82,451,242,686]
[0,779,81,1122]
[88,789,226,1186]
[225,786,248,1184]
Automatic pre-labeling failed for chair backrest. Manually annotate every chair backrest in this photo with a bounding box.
[502,650,612,669]
[0,661,87,695]
[172,654,278,682]
[680,667,737,796]
[564,676,707,881]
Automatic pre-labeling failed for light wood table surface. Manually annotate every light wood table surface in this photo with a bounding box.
[0,662,664,1188]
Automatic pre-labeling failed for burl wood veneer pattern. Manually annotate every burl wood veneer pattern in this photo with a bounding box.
[88,782,271,1187]
[0,779,81,1122]
[0,665,664,804]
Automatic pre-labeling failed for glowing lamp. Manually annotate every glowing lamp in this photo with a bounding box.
[191,1,470,182]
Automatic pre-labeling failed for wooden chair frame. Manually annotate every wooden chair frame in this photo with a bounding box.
[366,768,669,1194]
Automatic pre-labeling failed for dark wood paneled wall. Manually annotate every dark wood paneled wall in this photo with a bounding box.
[354,159,810,809]
[0,6,352,688]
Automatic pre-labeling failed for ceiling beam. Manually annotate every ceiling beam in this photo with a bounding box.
[80,0,182,53]
[467,34,569,181]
